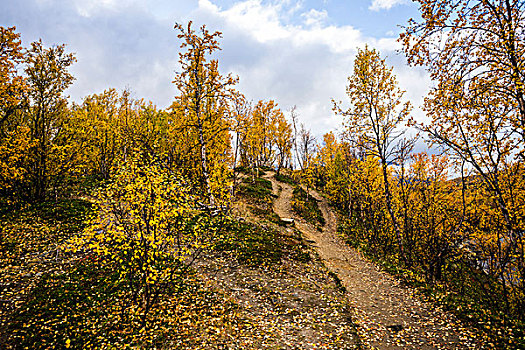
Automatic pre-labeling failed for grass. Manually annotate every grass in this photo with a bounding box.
[274,173,296,185]
[1,195,309,349]
[213,217,310,266]
[291,186,325,229]
[0,199,94,318]
[235,175,286,225]
[236,177,273,203]
[249,205,288,225]
[4,256,251,349]
[5,257,123,349]
[0,199,113,349]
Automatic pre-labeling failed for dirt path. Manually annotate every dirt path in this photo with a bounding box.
[265,173,486,350]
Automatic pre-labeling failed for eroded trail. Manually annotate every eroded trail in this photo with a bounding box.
[266,173,486,350]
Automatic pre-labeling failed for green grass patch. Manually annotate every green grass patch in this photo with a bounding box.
[0,198,93,276]
[5,258,125,349]
[213,217,310,266]
[1,198,93,233]
[275,173,296,185]
[249,205,287,225]
[291,186,325,229]
[236,176,282,223]
[236,177,273,203]
[233,165,250,174]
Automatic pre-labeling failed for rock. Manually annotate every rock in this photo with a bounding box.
[281,218,295,225]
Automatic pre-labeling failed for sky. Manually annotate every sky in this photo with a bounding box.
[1,0,431,139]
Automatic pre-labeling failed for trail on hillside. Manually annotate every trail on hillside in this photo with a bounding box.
[265,172,486,350]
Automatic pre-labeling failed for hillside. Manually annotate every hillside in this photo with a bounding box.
[2,7,525,348]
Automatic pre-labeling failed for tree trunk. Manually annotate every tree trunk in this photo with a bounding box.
[380,156,407,265]
[196,115,215,206]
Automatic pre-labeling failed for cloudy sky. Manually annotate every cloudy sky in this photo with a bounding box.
[1,0,431,138]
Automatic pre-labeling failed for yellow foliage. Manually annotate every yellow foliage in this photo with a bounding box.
[65,158,208,325]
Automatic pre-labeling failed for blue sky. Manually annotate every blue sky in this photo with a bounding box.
[1,0,429,138]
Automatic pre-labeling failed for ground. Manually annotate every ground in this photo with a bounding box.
[197,171,360,349]
[0,171,491,349]
[259,171,487,349]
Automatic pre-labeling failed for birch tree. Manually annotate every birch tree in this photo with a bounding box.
[172,22,237,206]
[333,46,412,264]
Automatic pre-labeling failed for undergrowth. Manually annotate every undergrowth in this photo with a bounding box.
[291,186,325,229]
[236,177,273,203]
[274,173,295,185]
[235,175,285,225]
[213,217,310,266]
[4,257,250,349]
[337,217,524,349]
[1,186,312,348]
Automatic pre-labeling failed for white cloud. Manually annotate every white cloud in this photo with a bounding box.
[72,0,129,17]
[301,9,328,27]
[198,0,382,53]
[3,0,429,139]
[200,0,291,42]
[369,0,408,11]
[191,0,425,137]
[197,0,220,13]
